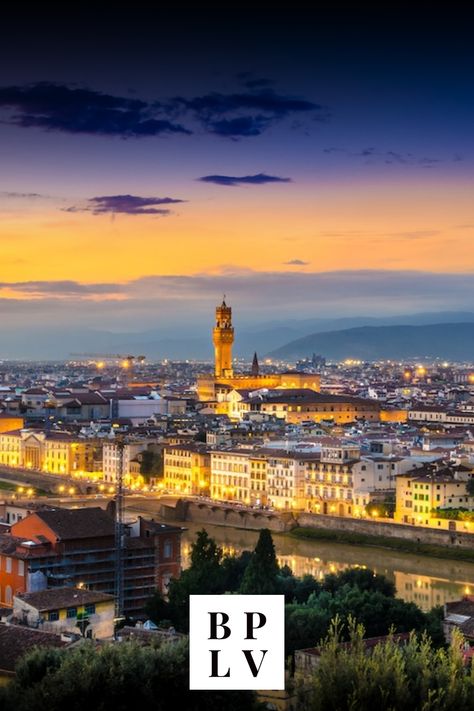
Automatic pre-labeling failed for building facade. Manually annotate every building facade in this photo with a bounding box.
[0,507,183,617]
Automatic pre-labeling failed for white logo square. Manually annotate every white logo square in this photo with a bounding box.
[189,594,285,690]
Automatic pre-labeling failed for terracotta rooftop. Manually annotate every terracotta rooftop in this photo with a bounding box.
[23,507,115,540]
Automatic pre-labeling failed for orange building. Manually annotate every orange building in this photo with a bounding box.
[0,415,24,434]
[0,507,183,615]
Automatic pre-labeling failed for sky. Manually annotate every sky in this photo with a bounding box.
[0,7,473,346]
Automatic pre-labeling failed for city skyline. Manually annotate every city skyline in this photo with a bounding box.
[1,8,473,342]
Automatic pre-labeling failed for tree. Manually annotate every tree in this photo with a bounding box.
[1,640,261,711]
[166,529,225,630]
[140,449,163,479]
[295,619,474,711]
[190,528,223,568]
[239,528,280,594]
[145,590,170,626]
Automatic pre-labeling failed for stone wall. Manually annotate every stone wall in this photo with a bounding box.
[296,512,474,548]
[158,499,296,532]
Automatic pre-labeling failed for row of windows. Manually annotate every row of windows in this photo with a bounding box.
[212,475,247,487]
[307,473,352,485]
[48,603,96,622]
[306,488,353,500]
[0,556,24,575]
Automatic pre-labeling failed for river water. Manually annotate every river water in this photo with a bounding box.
[178,522,474,611]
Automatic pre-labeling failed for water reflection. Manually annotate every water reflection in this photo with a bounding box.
[180,523,474,611]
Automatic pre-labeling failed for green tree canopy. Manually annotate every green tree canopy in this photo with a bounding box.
[295,619,474,711]
[239,528,280,594]
[1,640,260,711]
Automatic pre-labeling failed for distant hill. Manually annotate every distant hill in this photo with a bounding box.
[268,322,474,361]
[2,313,474,360]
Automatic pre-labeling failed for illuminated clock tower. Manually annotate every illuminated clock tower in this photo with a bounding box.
[213,297,234,377]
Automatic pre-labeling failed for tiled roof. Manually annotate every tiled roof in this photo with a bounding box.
[0,623,66,672]
[16,587,113,611]
[30,507,115,540]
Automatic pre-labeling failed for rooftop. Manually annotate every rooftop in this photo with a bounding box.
[23,507,115,540]
[0,623,66,673]
[16,586,114,611]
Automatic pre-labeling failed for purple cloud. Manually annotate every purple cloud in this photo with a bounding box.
[64,194,186,216]
[198,173,291,186]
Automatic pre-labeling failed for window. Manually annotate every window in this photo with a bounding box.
[66,607,77,619]
[6,558,12,573]
[48,610,59,622]
[84,604,95,615]
[18,560,24,576]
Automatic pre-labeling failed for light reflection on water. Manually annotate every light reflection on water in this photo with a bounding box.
[180,522,474,611]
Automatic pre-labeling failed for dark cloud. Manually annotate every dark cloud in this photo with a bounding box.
[323,146,455,166]
[0,82,320,140]
[64,194,186,216]
[0,82,191,137]
[172,89,321,137]
[198,173,291,186]
[284,259,309,265]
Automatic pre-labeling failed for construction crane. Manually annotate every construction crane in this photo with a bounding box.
[111,429,125,625]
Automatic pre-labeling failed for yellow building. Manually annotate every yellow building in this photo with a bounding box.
[163,443,211,495]
[305,442,360,516]
[265,450,316,511]
[395,466,473,526]
[380,408,408,423]
[210,449,252,503]
[0,429,97,476]
[197,299,321,403]
[249,454,268,506]
[13,587,115,639]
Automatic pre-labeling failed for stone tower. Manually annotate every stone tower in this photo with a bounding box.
[213,298,234,377]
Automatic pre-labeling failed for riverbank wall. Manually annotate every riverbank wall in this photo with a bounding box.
[158,499,474,548]
[296,513,474,549]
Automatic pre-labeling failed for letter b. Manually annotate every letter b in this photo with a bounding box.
[208,611,231,639]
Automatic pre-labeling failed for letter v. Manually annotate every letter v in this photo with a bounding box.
[242,650,268,677]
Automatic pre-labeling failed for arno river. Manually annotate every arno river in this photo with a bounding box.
[178,522,474,611]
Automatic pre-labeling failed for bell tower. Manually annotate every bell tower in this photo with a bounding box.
[213,297,234,377]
